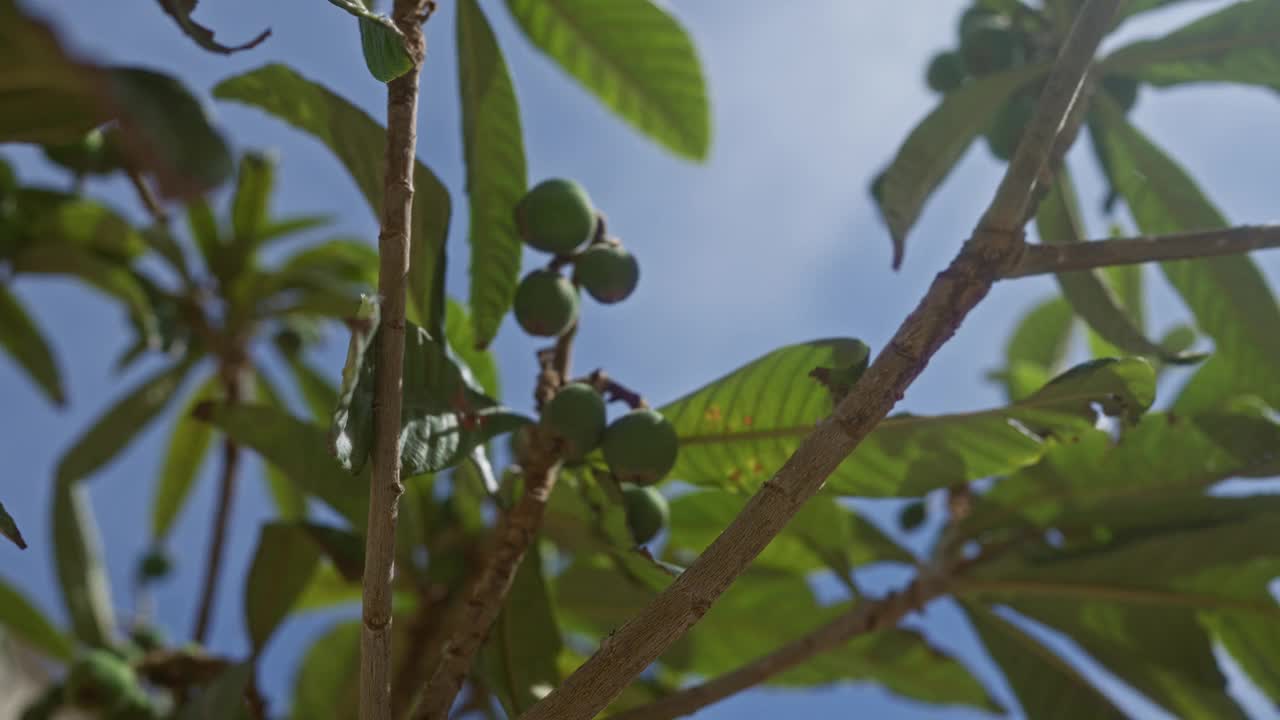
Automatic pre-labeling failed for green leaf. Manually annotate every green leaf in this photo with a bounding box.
[664,490,912,574]
[481,542,563,716]
[358,15,414,83]
[989,296,1074,402]
[1036,168,1200,364]
[177,661,254,720]
[0,501,25,550]
[244,523,322,653]
[1093,98,1280,412]
[230,150,276,253]
[874,64,1046,267]
[458,0,528,349]
[57,359,192,485]
[0,282,64,406]
[153,0,271,55]
[963,603,1126,719]
[8,188,147,261]
[1202,611,1280,706]
[283,355,339,423]
[12,245,158,344]
[661,341,1154,497]
[299,522,365,582]
[250,370,309,520]
[0,578,73,660]
[213,64,452,330]
[186,196,223,275]
[291,621,361,720]
[52,482,116,646]
[777,627,1002,713]
[330,317,532,477]
[1103,0,1280,91]
[197,402,367,527]
[151,373,221,540]
[445,299,500,398]
[503,0,711,160]
[1001,599,1243,719]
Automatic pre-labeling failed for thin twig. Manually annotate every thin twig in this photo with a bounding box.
[518,3,1121,718]
[361,2,431,718]
[1006,224,1280,278]
[191,363,243,644]
[125,166,169,225]
[412,327,578,719]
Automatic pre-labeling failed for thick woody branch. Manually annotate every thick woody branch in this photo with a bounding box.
[608,573,951,720]
[362,2,430,719]
[518,3,1120,718]
[1006,225,1280,278]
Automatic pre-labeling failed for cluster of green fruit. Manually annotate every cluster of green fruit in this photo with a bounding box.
[512,178,640,338]
[541,382,676,546]
[21,646,163,720]
[926,5,1140,162]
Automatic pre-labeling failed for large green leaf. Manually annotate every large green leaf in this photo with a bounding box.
[458,0,528,350]
[503,0,710,160]
[0,501,25,549]
[153,0,270,55]
[198,403,366,527]
[660,341,1154,497]
[1036,169,1196,363]
[230,151,276,254]
[1103,0,1280,91]
[244,523,323,653]
[482,542,563,716]
[0,578,73,660]
[177,661,254,720]
[873,64,1045,267]
[776,627,1002,713]
[291,621,361,720]
[663,489,913,575]
[7,188,146,261]
[988,296,1074,402]
[249,370,309,520]
[0,282,64,406]
[963,604,1126,719]
[445,299,500,398]
[57,359,193,485]
[12,245,157,342]
[151,373,221,540]
[213,64,452,330]
[1093,98,1280,412]
[1202,611,1280,706]
[330,317,532,478]
[52,482,115,646]
[1004,599,1243,719]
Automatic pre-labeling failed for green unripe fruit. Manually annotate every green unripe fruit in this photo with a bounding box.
[513,270,579,337]
[985,92,1036,162]
[960,21,1025,76]
[515,178,597,255]
[603,409,679,487]
[622,484,670,546]
[65,650,137,709]
[957,6,998,39]
[1102,74,1139,114]
[899,500,927,532]
[573,244,640,304]
[925,51,967,94]
[130,623,167,653]
[137,547,173,583]
[542,383,607,461]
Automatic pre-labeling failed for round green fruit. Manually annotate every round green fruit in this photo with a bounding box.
[603,409,679,487]
[515,178,597,255]
[542,383,607,461]
[957,6,998,39]
[130,623,167,653]
[1102,74,1139,114]
[137,547,173,583]
[573,244,640,304]
[925,51,967,94]
[984,92,1036,162]
[960,21,1025,76]
[898,500,927,532]
[65,650,138,709]
[513,270,579,337]
[622,484,670,546]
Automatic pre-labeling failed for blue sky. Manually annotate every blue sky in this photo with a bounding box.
[4,0,1280,718]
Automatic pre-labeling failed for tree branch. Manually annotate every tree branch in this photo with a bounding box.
[191,362,243,644]
[518,3,1121,718]
[1006,224,1280,278]
[608,573,951,720]
[411,329,577,719]
[362,2,431,718]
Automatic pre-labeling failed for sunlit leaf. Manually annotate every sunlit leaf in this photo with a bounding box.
[244,523,322,653]
[988,296,1074,402]
[458,0,527,349]
[213,64,451,330]
[291,621,361,720]
[0,282,64,406]
[0,578,73,659]
[445,299,500,398]
[151,373,221,540]
[503,0,711,160]
[53,482,116,646]
[230,150,276,254]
